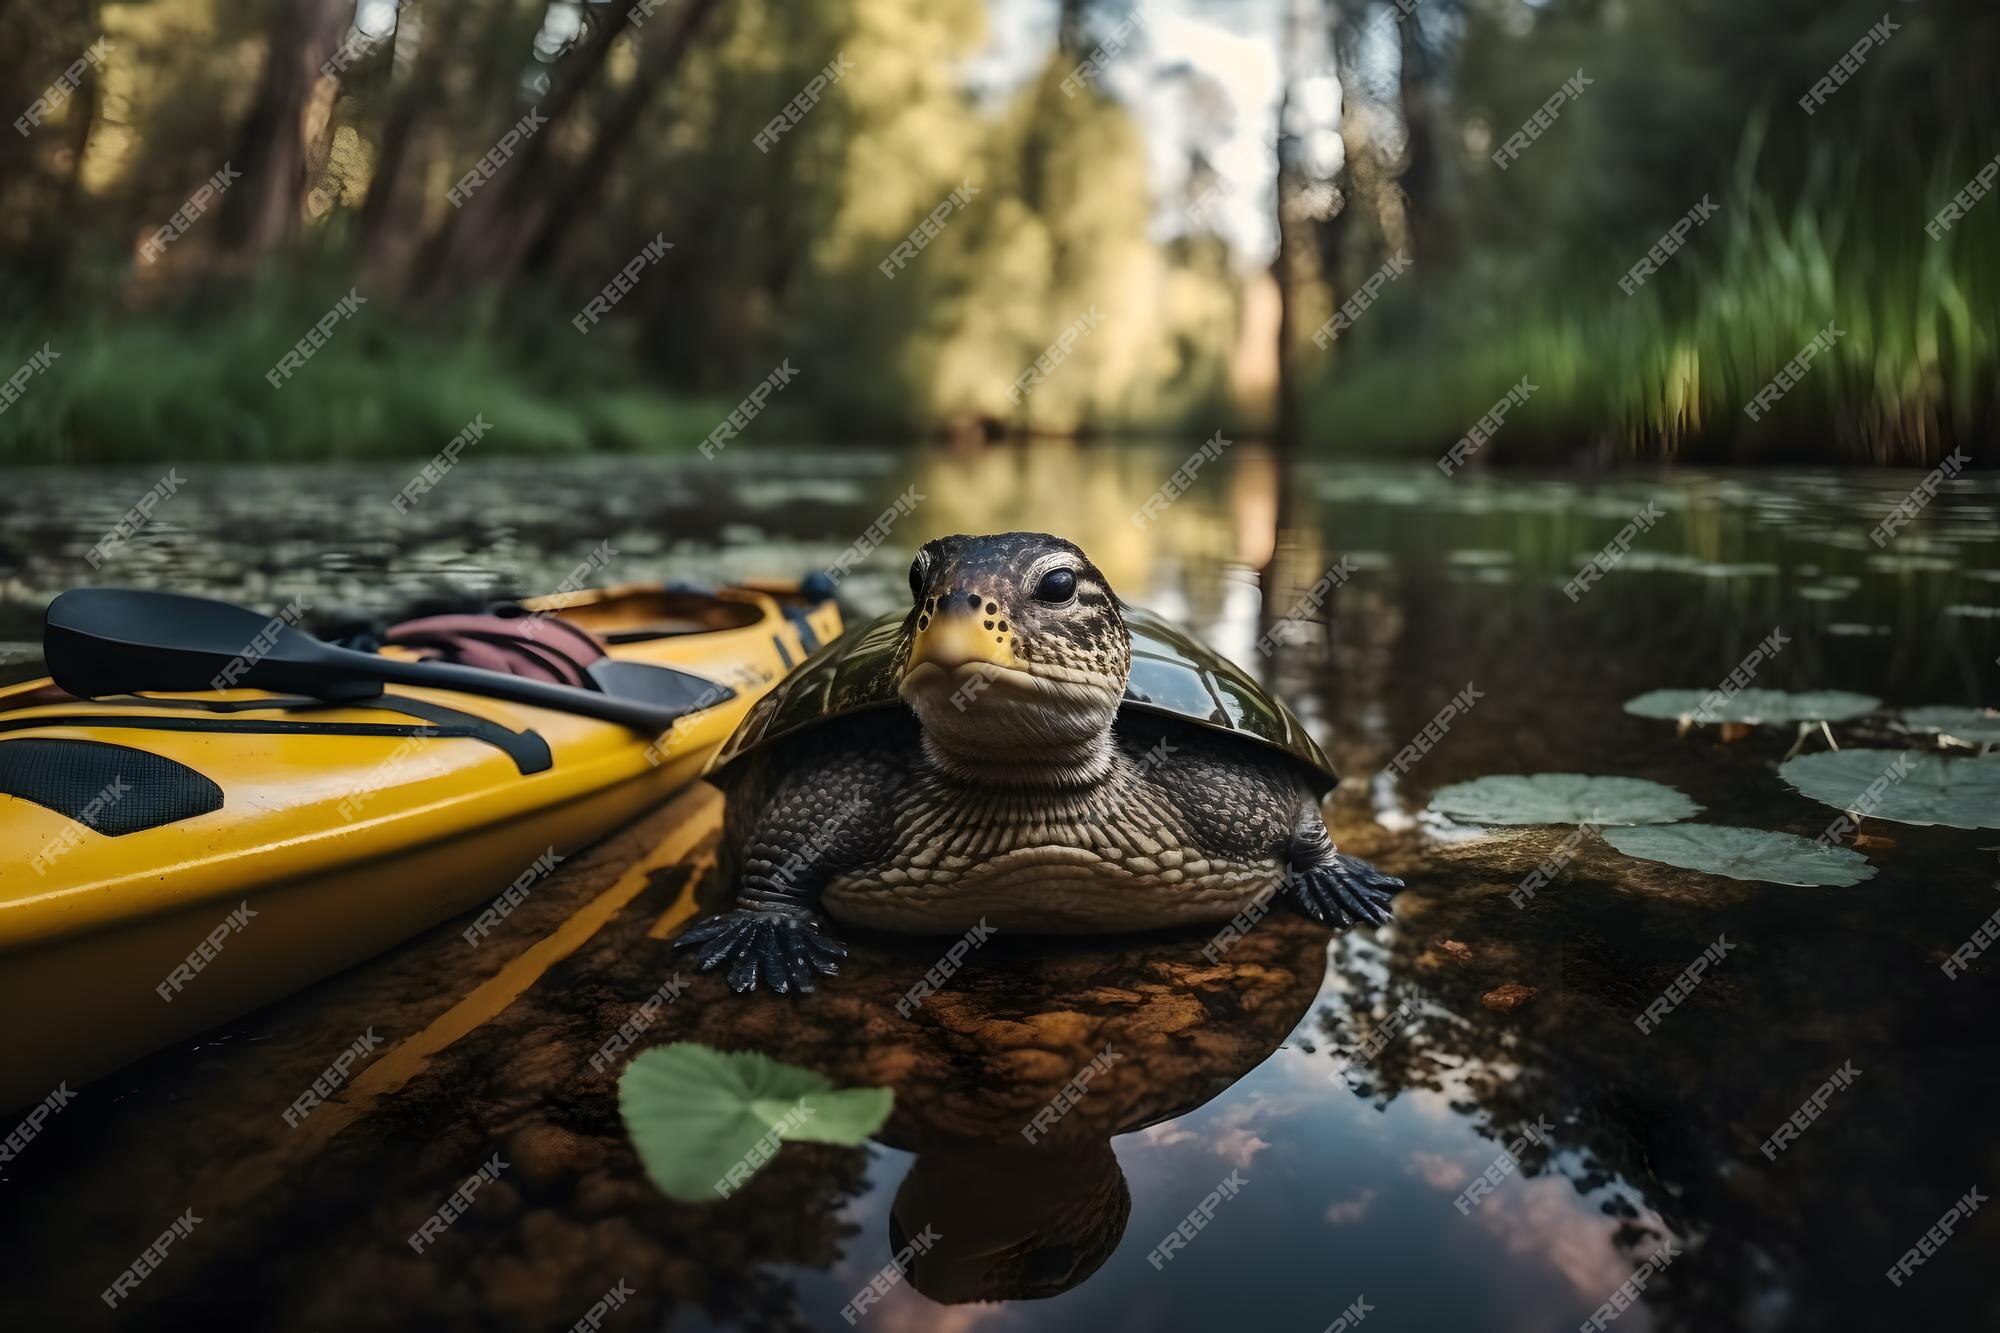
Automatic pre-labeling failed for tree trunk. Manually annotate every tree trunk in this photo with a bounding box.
[219,0,351,263]
[357,0,472,278]
[521,0,724,276]
[412,0,644,299]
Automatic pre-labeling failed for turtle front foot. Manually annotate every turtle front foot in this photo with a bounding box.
[1288,853,1402,927]
[674,908,848,995]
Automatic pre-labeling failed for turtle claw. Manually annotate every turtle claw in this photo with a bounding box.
[1289,854,1402,928]
[675,909,846,996]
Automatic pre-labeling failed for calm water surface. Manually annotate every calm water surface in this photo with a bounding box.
[2,445,1996,1332]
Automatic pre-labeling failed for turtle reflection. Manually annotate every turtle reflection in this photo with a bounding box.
[737,914,1331,1304]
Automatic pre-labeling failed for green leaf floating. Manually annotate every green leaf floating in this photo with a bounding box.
[1900,707,2000,745]
[1624,688,1879,724]
[1779,749,2000,830]
[1427,773,1701,826]
[619,1043,893,1202]
[1604,824,1876,887]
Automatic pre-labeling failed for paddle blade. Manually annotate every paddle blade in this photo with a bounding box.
[43,588,369,700]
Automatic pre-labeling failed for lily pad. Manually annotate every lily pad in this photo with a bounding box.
[1604,824,1876,886]
[1623,688,1878,725]
[1780,749,2000,830]
[1900,707,2000,745]
[620,1043,893,1202]
[1426,773,1701,827]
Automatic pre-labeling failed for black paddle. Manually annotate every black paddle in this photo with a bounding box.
[44,588,733,735]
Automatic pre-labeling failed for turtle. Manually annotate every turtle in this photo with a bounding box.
[677,531,1403,994]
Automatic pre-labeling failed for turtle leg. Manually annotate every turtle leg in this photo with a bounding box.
[676,761,892,995]
[1283,804,1402,928]
[675,907,847,996]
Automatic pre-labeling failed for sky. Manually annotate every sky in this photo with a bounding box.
[961,0,1309,263]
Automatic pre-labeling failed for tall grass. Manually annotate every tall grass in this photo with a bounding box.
[0,288,743,463]
[1310,129,1999,464]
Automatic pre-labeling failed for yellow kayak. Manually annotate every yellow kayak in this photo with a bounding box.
[0,582,841,1110]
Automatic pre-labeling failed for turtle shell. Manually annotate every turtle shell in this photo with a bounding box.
[706,605,1337,790]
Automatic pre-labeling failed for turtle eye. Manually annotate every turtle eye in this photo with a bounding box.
[1033,568,1078,604]
[908,555,928,603]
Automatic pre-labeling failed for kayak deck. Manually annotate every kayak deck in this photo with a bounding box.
[0,584,840,1109]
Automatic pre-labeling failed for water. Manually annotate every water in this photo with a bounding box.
[3,445,1997,1331]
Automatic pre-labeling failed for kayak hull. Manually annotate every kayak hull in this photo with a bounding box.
[0,584,839,1109]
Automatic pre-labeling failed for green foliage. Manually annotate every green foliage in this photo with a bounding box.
[619,1042,893,1203]
[0,291,733,462]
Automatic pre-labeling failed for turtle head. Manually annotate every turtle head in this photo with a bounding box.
[897,533,1130,779]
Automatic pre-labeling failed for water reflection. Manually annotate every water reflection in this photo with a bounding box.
[1,445,1995,1331]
